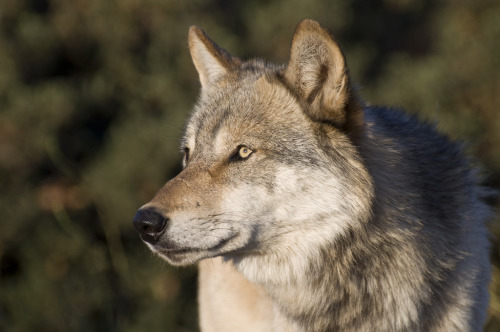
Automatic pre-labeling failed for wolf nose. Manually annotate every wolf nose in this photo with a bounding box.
[132,208,168,243]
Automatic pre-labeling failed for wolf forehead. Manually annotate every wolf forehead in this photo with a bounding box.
[182,63,315,153]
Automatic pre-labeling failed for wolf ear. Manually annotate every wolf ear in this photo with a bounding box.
[188,26,239,92]
[284,19,358,128]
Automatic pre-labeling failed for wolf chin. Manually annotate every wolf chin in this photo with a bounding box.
[133,19,491,332]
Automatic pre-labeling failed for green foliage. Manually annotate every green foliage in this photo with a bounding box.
[0,0,499,330]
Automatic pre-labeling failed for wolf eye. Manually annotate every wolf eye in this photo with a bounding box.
[230,145,253,161]
[183,147,190,165]
[238,146,253,159]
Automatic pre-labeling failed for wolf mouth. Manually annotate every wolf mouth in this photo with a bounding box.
[156,234,238,258]
[159,248,200,259]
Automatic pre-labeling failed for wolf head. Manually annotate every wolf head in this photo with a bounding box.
[133,20,373,266]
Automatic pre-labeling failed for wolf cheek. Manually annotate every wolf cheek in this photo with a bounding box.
[133,153,271,266]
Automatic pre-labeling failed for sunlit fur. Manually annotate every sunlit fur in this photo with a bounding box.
[136,20,491,331]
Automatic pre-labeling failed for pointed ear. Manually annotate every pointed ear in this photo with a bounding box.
[188,26,239,91]
[284,19,357,128]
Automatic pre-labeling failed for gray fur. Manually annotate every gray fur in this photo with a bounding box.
[133,19,491,332]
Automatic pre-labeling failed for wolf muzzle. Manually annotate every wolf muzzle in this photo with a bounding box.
[132,208,168,244]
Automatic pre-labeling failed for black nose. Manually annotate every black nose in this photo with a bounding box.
[132,208,168,243]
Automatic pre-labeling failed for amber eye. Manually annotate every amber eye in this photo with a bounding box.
[238,146,253,159]
[230,145,253,161]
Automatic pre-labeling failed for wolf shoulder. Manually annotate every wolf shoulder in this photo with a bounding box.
[363,106,483,189]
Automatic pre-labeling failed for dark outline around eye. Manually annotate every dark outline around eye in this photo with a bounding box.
[229,145,253,162]
[183,147,190,166]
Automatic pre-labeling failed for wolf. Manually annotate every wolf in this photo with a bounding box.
[133,19,491,331]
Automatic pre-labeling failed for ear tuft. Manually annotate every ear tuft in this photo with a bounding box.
[188,26,239,91]
[284,19,358,128]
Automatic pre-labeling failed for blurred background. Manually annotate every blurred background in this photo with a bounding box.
[0,0,499,331]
